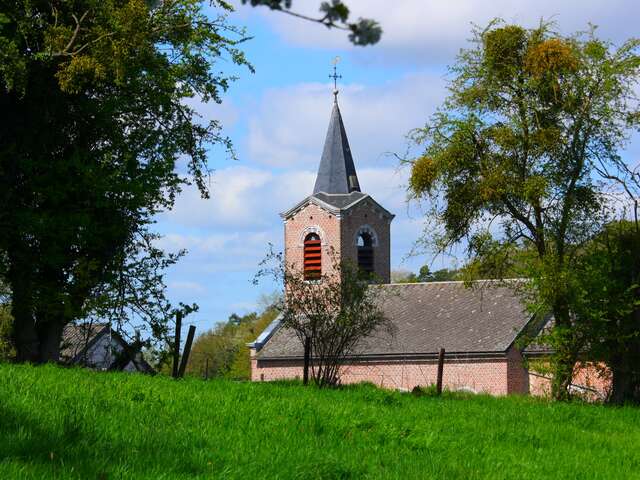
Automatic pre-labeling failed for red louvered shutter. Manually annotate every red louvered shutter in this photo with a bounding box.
[303,233,322,280]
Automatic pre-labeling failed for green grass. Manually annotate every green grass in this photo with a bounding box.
[1,364,640,479]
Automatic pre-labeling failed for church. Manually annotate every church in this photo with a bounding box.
[248,93,606,398]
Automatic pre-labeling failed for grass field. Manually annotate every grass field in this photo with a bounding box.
[1,364,640,479]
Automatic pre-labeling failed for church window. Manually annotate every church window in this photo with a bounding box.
[303,233,322,280]
[357,233,374,274]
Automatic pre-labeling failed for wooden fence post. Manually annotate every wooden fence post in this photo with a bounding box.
[436,347,445,395]
[303,337,311,385]
[172,311,182,379]
[178,325,196,378]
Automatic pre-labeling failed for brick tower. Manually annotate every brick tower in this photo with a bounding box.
[281,96,394,283]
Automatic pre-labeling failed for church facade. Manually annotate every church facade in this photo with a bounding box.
[248,96,607,398]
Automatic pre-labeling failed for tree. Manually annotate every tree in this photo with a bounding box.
[0,0,379,364]
[566,221,640,404]
[0,281,13,361]
[407,20,640,399]
[0,0,250,362]
[391,265,461,283]
[185,307,278,379]
[257,251,392,388]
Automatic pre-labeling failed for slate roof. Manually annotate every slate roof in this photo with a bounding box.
[522,317,555,355]
[60,322,155,373]
[60,323,109,361]
[257,281,532,360]
[313,102,361,195]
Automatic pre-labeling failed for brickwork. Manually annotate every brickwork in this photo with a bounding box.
[340,199,391,283]
[528,361,612,400]
[252,353,538,396]
[506,346,529,394]
[284,203,341,277]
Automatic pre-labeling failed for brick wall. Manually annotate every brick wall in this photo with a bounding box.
[252,355,527,395]
[340,199,391,283]
[283,198,392,283]
[528,361,612,400]
[284,203,341,277]
[506,346,529,394]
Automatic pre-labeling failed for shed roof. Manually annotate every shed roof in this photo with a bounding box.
[60,323,109,361]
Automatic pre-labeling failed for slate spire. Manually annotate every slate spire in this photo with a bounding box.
[312,100,361,194]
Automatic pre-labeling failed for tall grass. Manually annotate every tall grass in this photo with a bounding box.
[1,364,639,479]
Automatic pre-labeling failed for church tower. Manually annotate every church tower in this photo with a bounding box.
[281,94,394,283]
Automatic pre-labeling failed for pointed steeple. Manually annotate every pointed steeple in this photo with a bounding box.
[313,101,361,194]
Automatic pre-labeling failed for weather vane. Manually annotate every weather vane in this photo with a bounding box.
[329,56,342,102]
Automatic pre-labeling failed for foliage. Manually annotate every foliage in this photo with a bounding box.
[544,221,640,404]
[393,265,462,283]
[86,231,198,351]
[3,364,640,478]
[0,305,13,361]
[185,307,278,380]
[0,0,250,362]
[0,281,13,361]
[408,19,640,399]
[242,0,382,46]
[257,250,391,387]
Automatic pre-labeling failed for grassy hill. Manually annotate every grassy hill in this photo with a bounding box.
[1,364,640,479]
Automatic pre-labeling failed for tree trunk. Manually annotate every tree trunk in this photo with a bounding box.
[552,348,576,401]
[8,253,39,363]
[610,352,640,405]
[551,299,577,401]
[303,337,310,385]
[12,309,38,363]
[37,320,65,363]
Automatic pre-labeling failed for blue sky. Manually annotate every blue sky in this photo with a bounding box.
[154,0,640,332]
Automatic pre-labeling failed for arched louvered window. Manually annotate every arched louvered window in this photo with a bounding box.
[357,232,374,274]
[303,233,322,280]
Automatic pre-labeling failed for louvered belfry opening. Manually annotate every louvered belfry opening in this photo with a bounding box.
[357,233,374,274]
[303,233,322,280]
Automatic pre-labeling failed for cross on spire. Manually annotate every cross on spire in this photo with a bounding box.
[329,56,342,103]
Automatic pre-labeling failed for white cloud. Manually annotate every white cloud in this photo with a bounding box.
[246,73,445,168]
[160,163,411,235]
[159,166,273,229]
[237,0,640,65]
[183,95,239,129]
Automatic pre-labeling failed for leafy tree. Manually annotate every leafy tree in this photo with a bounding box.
[0,0,250,362]
[0,282,13,361]
[257,251,392,388]
[226,307,278,379]
[564,221,640,404]
[390,269,417,283]
[0,0,378,364]
[186,307,278,379]
[392,265,461,283]
[408,20,639,399]
[0,307,13,362]
[417,266,461,282]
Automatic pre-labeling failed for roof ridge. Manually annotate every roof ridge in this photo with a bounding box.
[383,278,528,286]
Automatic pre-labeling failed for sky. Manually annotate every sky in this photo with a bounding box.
[154,0,640,332]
